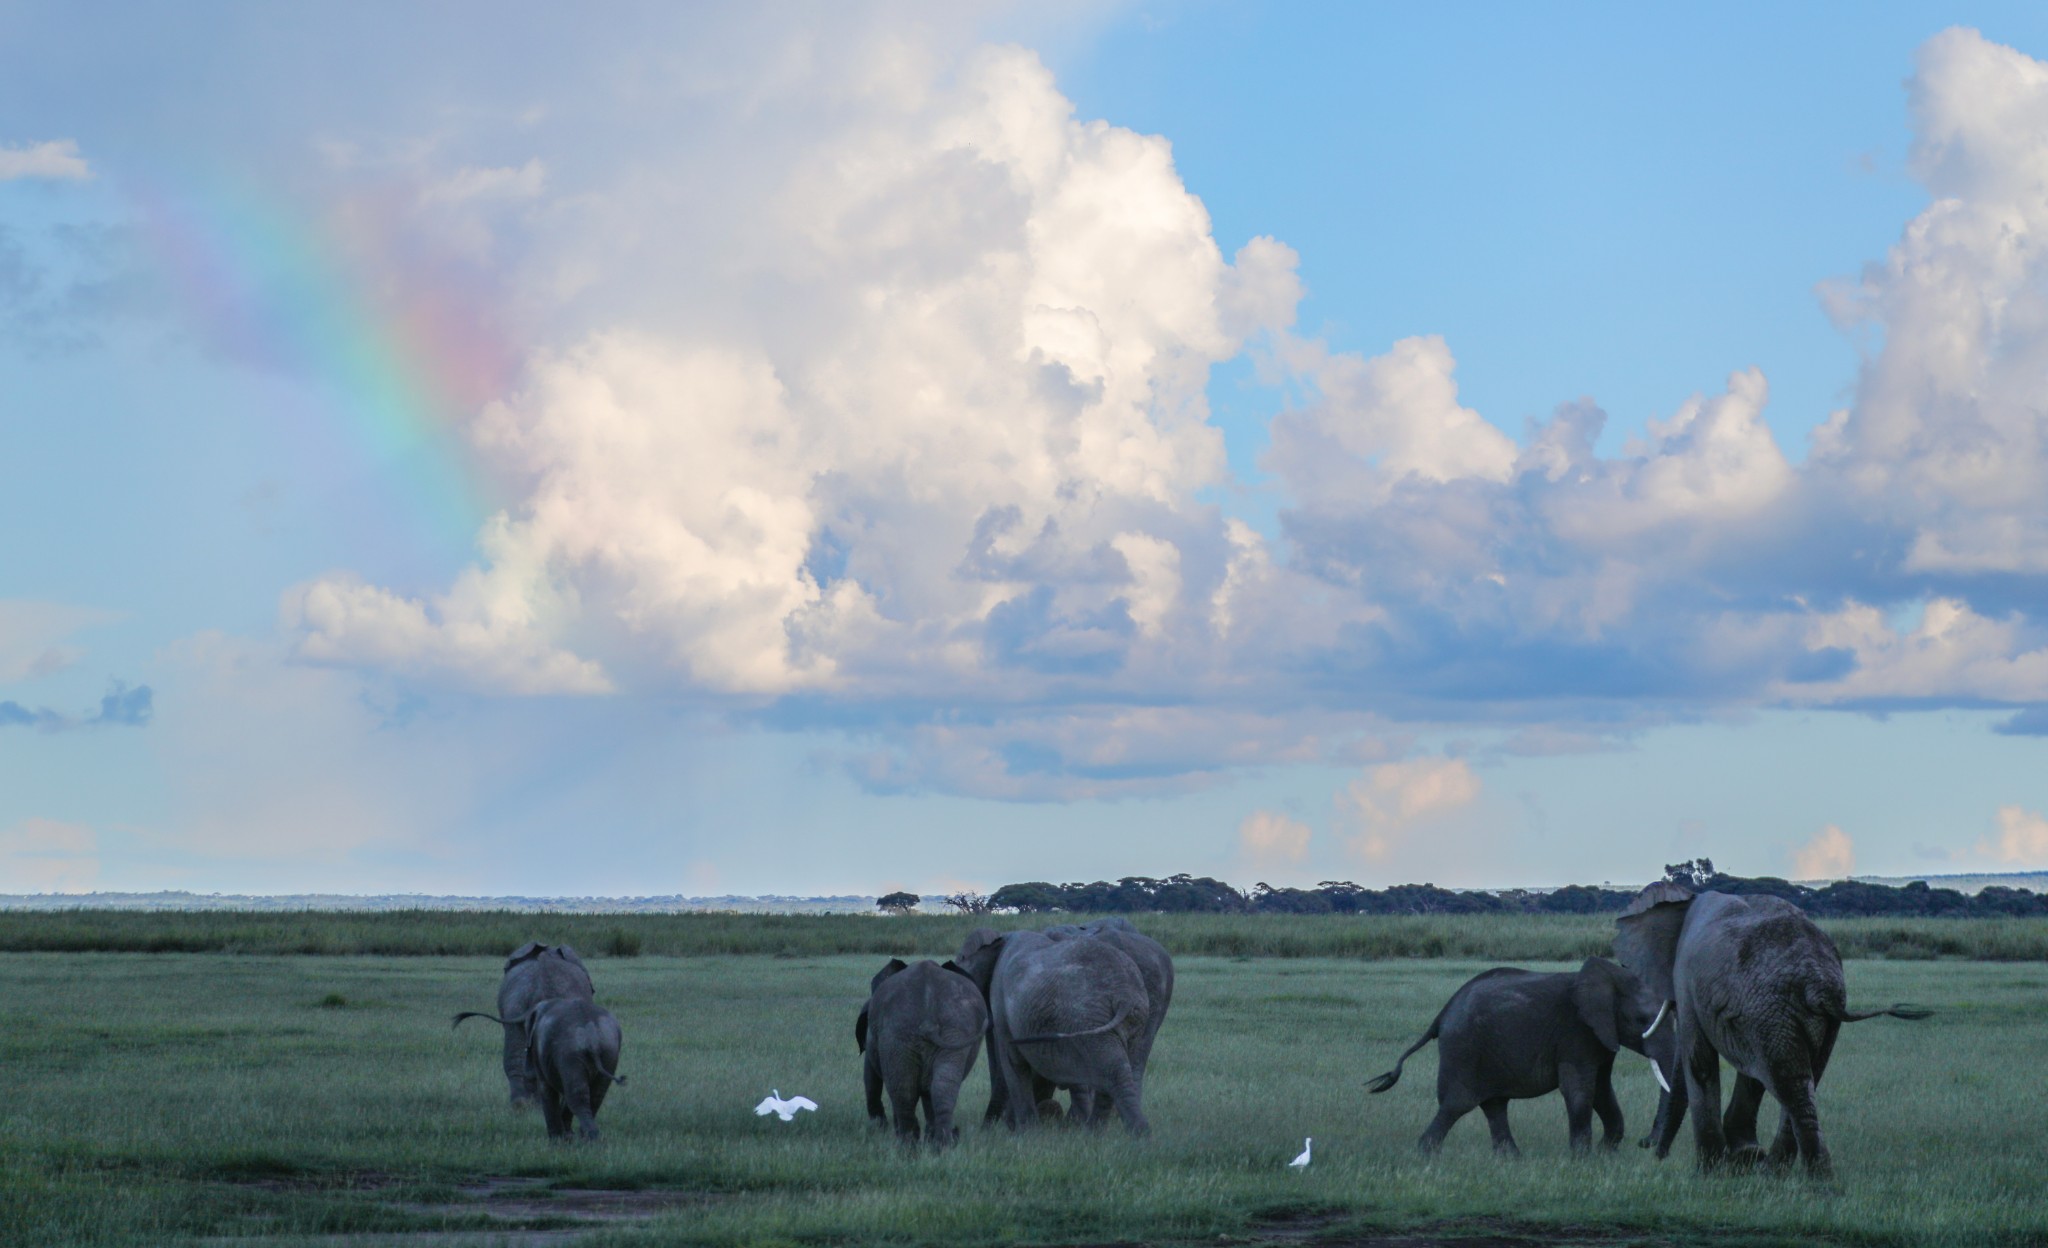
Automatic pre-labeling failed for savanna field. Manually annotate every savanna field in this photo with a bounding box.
[1,913,2044,1247]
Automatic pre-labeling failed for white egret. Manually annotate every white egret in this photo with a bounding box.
[1289,1137,1312,1169]
[755,1089,818,1121]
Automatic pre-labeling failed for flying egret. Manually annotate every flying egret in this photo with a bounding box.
[1289,1137,1312,1169]
[755,1089,818,1121]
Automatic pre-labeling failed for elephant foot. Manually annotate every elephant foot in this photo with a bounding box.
[1725,1144,1769,1174]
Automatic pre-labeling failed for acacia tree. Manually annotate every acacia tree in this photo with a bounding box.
[876,891,921,915]
[941,892,994,915]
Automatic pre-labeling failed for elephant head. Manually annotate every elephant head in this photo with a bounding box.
[1571,956,1678,1090]
[953,927,1004,993]
[856,958,909,1054]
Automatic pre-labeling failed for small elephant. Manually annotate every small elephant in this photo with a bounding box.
[1616,883,1931,1176]
[1367,957,1676,1157]
[954,926,1154,1135]
[493,943,595,1108]
[456,998,626,1141]
[856,958,988,1147]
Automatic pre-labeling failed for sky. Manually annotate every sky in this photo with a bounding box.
[5,2,2048,898]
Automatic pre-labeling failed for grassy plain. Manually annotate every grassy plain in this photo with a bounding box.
[1,944,2042,1246]
[4,908,2048,961]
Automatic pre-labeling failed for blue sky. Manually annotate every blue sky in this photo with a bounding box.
[5,3,2048,896]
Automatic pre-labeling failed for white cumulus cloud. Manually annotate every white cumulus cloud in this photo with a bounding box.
[1792,824,1856,879]
[0,139,90,181]
[1238,810,1312,865]
[1981,804,2048,864]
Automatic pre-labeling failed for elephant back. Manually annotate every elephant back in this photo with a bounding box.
[876,960,988,1052]
[500,944,598,1016]
[999,933,1148,1044]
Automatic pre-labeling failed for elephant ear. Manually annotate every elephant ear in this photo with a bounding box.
[1572,958,1622,1052]
[954,928,1003,991]
[505,942,545,970]
[870,957,909,993]
[552,945,588,969]
[1613,884,1693,1004]
[855,1005,870,1054]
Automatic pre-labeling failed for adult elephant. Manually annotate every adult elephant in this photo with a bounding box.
[1614,882,1930,1176]
[954,926,1155,1135]
[1039,918,1174,1125]
[493,943,595,1108]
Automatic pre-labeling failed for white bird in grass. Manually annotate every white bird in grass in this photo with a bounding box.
[755,1089,818,1121]
[1289,1137,1312,1169]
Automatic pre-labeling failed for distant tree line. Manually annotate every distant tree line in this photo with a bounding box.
[947,863,2048,919]
[1660,858,2048,918]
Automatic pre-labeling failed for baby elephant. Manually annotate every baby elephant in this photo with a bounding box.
[856,958,988,1147]
[456,998,626,1141]
[1367,957,1675,1157]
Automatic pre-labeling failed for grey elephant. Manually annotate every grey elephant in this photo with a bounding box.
[455,998,626,1141]
[1615,882,1931,1176]
[1033,918,1174,1126]
[856,958,988,1147]
[1366,957,1676,1156]
[491,943,596,1108]
[954,926,1155,1135]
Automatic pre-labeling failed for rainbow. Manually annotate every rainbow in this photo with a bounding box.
[132,174,512,553]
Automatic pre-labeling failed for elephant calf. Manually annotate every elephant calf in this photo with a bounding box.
[856,958,988,1147]
[456,998,626,1141]
[1367,957,1675,1157]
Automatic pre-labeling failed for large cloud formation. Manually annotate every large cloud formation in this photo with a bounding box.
[286,25,2048,796]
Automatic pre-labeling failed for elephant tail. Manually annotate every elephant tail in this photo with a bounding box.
[1838,1002,1933,1022]
[593,1061,627,1087]
[452,1008,535,1031]
[1011,1001,1132,1045]
[1366,1016,1443,1095]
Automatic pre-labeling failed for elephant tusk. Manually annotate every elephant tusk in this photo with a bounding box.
[1642,1000,1670,1040]
[1651,1060,1670,1093]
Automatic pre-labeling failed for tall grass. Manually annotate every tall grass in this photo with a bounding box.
[2,908,2046,960]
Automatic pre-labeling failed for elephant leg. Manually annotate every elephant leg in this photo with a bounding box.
[1417,1100,1466,1155]
[1560,1063,1596,1156]
[981,1033,1008,1125]
[1480,1097,1519,1158]
[926,1051,972,1148]
[1721,1073,1768,1167]
[997,1043,1040,1130]
[1592,1063,1626,1151]
[554,1067,601,1142]
[1105,1065,1149,1138]
[889,1087,921,1145]
[1684,1037,1727,1171]
[539,1083,570,1140]
[865,1056,887,1127]
[1767,1102,1800,1167]
[1770,1069,1831,1179]
[502,1023,534,1108]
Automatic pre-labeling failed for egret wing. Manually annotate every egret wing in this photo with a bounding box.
[789,1096,818,1112]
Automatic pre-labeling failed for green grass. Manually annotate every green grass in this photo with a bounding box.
[4,908,2047,960]
[0,951,2040,1245]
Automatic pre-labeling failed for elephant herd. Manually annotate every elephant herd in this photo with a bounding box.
[455,884,1927,1178]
